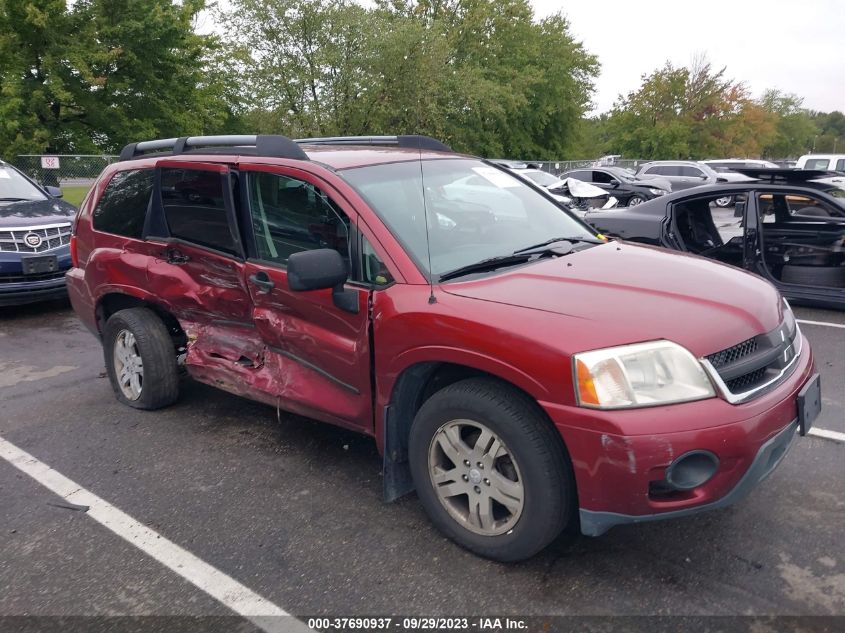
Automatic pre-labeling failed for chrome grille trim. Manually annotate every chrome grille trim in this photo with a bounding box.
[700,326,803,405]
[0,223,72,253]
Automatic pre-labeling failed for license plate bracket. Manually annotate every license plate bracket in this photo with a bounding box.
[797,373,821,436]
[21,254,58,275]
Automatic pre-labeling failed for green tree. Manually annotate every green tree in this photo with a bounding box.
[758,89,818,158]
[0,0,238,157]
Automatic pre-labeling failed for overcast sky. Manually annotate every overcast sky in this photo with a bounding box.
[534,0,845,114]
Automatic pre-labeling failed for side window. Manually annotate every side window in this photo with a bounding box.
[592,170,613,184]
[570,170,591,180]
[92,169,154,238]
[681,166,705,178]
[160,168,238,254]
[644,166,664,176]
[362,237,393,286]
[248,171,351,268]
[836,159,845,171]
[804,158,830,170]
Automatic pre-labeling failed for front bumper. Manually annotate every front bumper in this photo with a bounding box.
[579,418,798,536]
[542,332,815,536]
[0,247,71,306]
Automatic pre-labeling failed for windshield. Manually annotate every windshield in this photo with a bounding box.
[341,158,595,279]
[606,167,636,182]
[0,164,47,201]
[520,170,561,187]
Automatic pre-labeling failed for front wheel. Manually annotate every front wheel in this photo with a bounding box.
[408,378,575,562]
[714,196,734,208]
[627,195,645,207]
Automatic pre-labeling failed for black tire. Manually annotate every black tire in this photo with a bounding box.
[781,264,845,288]
[103,308,180,410]
[714,196,734,208]
[627,195,645,207]
[408,378,575,562]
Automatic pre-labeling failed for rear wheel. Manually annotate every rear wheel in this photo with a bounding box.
[714,196,734,208]
[103,308,180,410]
[408,378,575,562]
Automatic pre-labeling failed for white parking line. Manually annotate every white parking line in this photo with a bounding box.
[808,427,845,443]
[0,434,310,633]
[797,319,845,330]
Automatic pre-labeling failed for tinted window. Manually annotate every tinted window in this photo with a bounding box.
[248,172,351,268]
[681,166,705,177]
[804,158,830,170]
[592,170,613,184]
[568,170,592,180]
[645,165,677,176]
[836,159,845,171]
[161,168,238,254]
[93,169,154,239]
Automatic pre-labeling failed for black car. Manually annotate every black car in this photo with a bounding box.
[0,160,76,306]
[583,169,845,309]
[561,166,671,206]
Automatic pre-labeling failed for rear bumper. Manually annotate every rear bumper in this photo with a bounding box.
[541,333,815,536]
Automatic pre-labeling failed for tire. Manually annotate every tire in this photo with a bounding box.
[408,378,575,562]
[627,195,645,207]
[103,308,180,410]
[781,265,845,288]
[714,196,733,208]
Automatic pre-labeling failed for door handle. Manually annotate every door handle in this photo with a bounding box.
[162,248,189,265]
[249,272,275,293]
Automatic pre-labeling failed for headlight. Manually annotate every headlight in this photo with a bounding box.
[574,340,715,409]
[648,188,666,195]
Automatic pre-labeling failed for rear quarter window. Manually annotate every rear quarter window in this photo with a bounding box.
[92,169,154,239]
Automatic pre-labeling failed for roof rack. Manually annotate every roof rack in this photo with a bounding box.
[295,135,452,152]
[731,167,840,182]
[118,135,309,162]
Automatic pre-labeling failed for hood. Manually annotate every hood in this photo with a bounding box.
[0,198,76,228]
[565,178,608,199]
[441,242,783,357]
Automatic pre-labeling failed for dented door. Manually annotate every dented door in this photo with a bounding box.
[240,167,374,432]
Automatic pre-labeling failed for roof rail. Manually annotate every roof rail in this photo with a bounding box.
[295,135,452,152]
[118,135,309,162]
[732,167,839,182]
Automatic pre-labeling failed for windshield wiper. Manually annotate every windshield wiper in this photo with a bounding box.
[438,253,536,282]
[0,197,29,202]
[512,235,604,255]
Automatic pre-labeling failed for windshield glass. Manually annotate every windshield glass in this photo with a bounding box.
[606,167,636,182]
[0,164,46,201]
[341,159,595,279]
[520,170,560,187]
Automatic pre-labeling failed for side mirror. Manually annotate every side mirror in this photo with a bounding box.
[609,179,620,187]
[44,185,63,198]
[287,248,358,313]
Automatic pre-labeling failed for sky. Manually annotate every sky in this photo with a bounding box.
[534,0,845,115]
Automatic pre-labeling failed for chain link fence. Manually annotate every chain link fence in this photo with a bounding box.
[13,154,119,187]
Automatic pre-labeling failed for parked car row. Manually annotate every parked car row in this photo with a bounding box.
[58,134,819,563]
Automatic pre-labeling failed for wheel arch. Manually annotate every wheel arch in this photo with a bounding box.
[96,290,186,348]
[381,360,570,504]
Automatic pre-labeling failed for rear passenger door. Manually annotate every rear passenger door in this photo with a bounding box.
[240,166,375,431]
[144,161,260,362]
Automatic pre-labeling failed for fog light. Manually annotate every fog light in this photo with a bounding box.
[665,450,719,491]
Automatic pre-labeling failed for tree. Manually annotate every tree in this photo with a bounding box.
[0,0,238,157]
[221,0,599,158]
[758,89,818,158]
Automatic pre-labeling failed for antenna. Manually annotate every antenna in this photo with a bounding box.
[417,136,436,304]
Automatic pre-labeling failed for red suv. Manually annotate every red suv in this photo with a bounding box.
[67,135,821,561]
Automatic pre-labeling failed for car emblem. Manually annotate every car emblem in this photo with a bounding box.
[23,232,42,248]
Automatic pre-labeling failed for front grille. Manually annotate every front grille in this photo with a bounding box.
[705,317,800,401]
[725,367,767,393]
[0,223,72,253]
[706,337,758,369]
[0,270,67,284]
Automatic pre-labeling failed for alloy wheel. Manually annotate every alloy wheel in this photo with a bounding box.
[113,329,143,401]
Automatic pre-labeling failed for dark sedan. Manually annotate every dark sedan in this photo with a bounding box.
[561,166,671,206]
[583,169,845,310]
[0,161,77,306]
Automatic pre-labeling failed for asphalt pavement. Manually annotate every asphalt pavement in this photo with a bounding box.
[0,299,843,631]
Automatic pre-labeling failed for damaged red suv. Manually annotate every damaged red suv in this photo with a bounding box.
[67,135,821,561]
